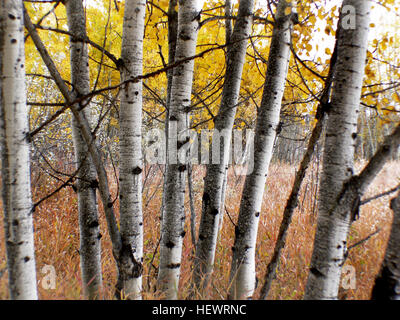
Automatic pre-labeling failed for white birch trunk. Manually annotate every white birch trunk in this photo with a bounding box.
[157,0,203,299]
[65,0,102,300]
[24,11,126,297]
[304,0,371,300]
[117,0,146,300]
[194,0,255,291]
[228,0,295,299]
[0,0,38,300]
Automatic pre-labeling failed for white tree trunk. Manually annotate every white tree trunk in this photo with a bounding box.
[228,0,295,300]
[157,0,203,299]
[304,0,371,300]
[0,0,38,300]
[24,9,127,297]
[117,0,146,300]
[194,0,255,291]
[65,0,102,300]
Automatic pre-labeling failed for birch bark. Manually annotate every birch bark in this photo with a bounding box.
[24,9,126,298]
[117,0,146,300]
[193,0,255,291]
[65,0,102,300]
[157,0,203,299]
[304,0,371,300]
[228,0,295,300]
[259,38,339,300]
[0,0,38,300]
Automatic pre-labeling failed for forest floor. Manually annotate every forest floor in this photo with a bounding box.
[0,160,399,300]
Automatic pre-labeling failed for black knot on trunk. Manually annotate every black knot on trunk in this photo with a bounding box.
[132,167,143,175]
[25,132,32,143]
[88,220,99,228]
[179,32,191,41]
[276,122,283,135]
[202,192,210,206]
[310,267,324,278]
[116,58,124,70]
[178,164,187,172]
[177,136,190,149]
[90,179,99,189]
[210,208,219,216]
[234,225,242,237]
[165,241,175,249]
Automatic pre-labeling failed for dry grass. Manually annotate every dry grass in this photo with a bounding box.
[0,160,399,300]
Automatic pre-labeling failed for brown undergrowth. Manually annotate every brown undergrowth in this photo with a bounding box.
[0,160,399,300]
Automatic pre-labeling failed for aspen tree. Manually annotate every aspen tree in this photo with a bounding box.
[228,0,296,299]
[65,0,102,300]
[158,0,204,299]
[304,0,371,300]
[194,0,255,291]
[117,0,147,299]
[0,0,38,300]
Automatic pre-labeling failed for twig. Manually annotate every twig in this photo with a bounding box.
[347,228,381,252]
[361,183,400,206]
[224,206,237,228]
